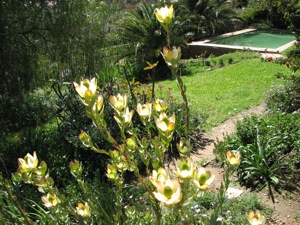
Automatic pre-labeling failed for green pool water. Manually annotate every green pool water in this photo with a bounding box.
[210,29,295,48]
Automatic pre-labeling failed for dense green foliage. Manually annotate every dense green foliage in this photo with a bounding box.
[0,1,118,96]
[242,0,300,28]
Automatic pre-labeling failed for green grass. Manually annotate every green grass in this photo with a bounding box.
[157,57,291,130]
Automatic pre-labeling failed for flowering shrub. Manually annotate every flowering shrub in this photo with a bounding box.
[0,5,267,225]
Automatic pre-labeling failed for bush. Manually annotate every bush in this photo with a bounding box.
[214,113,300,193]
[266,74,300,113]
[0,87,57,135]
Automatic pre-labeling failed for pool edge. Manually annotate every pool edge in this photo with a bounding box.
[184,29,297,58]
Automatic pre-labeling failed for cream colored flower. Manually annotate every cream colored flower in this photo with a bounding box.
[136,102,152,120]
[18,151,38,173]
[161,46,182,68]
[154,5,174,26]
[41,193,60,208]
[193,167,215,190]
[76,202,90,218]
[149,167,169,187]
[177,138,192,155]
[226,150,241,167]
[109,93,127,112]
[74,78,97,99]
[114,107,134,126]
[153,99,168,112]
[153,178,182,206]
[247,210,266,225]
[175,158,195,179]
[154,112,175,134]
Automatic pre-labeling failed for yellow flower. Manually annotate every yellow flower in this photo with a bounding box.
[107,164,118,180]
[175,158,195,179]
[41,193,60,208]
[76,202,90,218]
[149,167,169,187]
[193,167,215,190]
[109,93,127,112]
[247,210,266,225]
[154,5,174,27]
[161,46,182,68]
[74,78,97,99]
[18,151,38,173]
[226,150,241,167]
[153,178,182,206]
[154,112,175,134]
[136,102,152,120]
[153,99,168,112]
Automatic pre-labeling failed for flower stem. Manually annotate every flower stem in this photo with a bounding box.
[171,67,189,137]
[122,66,136,105]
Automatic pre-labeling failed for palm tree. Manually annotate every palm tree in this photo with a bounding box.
[176,0,244,40]
[115,2,187,81]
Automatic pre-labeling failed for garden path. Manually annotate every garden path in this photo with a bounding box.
[169,102,300,225]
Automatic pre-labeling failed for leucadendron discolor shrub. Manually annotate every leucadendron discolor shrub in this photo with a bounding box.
[1,5,266,225]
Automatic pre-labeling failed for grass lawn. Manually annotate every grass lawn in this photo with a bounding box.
[157,57,291,130]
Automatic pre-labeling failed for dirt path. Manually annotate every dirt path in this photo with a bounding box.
[189,103,300,225]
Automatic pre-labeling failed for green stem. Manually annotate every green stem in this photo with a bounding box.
[122,66,136,105]
[151,68,156,101]
[114,176,124,225]
[138,176,161,225]
[171,68,190,137]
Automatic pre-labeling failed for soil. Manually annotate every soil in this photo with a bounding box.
[189,103,300,225]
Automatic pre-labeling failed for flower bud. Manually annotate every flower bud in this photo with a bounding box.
[79,131,94,148]
[154,99,168,112]
[69,160,83,178]
[107,164,118,180]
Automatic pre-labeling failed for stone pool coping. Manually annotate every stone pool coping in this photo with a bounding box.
[184,28,297,58]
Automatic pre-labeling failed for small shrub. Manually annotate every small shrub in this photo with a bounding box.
[214,112,300,194]
[266,74,300,113]
[0,87,57,134]
[204,60,211,67]
[218,58,224,67]
[190,192,271,224]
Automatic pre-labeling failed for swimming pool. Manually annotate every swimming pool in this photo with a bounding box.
[186,28,297,58]
[210,29,295,48]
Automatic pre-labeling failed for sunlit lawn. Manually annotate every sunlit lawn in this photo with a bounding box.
[157,57,291,130]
